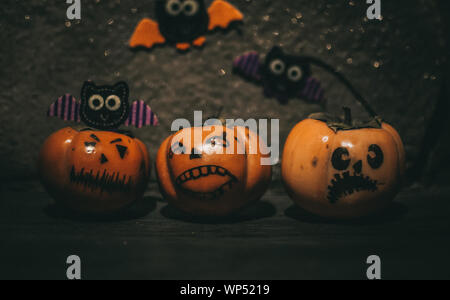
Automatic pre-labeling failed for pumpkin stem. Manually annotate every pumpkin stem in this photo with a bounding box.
[343,107,352,126]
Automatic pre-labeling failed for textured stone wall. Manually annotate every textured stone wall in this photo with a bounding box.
[0,0,448,183]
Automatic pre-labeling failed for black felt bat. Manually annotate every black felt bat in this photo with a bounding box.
[233,46,325,104]
[47,82,159,130]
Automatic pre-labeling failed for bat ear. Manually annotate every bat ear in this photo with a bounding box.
[268,46,283,56]
[113,81,129,100]
[81,81,96,100]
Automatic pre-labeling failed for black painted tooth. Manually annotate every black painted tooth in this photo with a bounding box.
[343,172,350,177]
[200,166,209,176]
[192,168,201,179]
[335,174,341,180]
[217,167,226,176]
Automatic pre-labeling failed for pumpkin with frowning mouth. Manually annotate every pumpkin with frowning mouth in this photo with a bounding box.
[282,108,405,219]
[38,127,151,214]
[156,125,272,216]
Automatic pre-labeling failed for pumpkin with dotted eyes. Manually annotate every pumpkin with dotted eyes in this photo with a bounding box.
[281,110,405,219]
[156,125,272,216]
[38,127,151,214]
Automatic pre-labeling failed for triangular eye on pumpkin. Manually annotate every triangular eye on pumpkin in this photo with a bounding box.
[116,145,128,159]
[38,128,151,215]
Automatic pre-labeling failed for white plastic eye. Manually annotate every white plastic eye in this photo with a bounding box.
[183,0,199,16]
[287,66,303,82]
[105,95,121,111]
[269,59,286,75]
[88,95,104,111]
[166,0,182,16]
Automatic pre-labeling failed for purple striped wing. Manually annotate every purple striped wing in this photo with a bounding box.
[124,100,159,128]
[47,94,81,122]
[299,77,325,103]
[233,51,262,81]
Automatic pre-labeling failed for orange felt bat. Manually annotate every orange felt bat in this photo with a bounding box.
[129,0,243,51]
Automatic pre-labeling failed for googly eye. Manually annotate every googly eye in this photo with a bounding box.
[269,59,286,75]
[183,0,199,16]
[88,95,104,111]
[287,66,303,82]
[166,0,182,16]
[105,95,121,111]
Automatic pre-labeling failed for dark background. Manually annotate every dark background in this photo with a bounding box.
[0,0,449,280]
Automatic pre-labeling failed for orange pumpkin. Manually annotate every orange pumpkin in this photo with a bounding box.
[282,110,405,219]
[38,127,151,214]
[156,125,272,216]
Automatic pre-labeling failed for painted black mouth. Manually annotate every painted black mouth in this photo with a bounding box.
[70,166,132,194]
[175,165,238,201]
[327,171,378,204]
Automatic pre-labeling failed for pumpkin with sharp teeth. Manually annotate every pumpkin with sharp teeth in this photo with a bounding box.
[156,125,272,216]
[38,127,151,214]
[281,109,405,219]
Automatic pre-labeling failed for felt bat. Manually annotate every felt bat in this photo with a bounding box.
[233,46,325,104]
[129,0,243,51]
[47,82,159,130]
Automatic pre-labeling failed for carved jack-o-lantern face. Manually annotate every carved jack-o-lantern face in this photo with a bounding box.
[38,128,151,214]
[282,118,405,219]
[156,126,272,216]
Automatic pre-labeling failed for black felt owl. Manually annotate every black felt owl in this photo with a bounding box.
[233,46,325,104]
[47,82,159,130]
[129,0,243,51]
